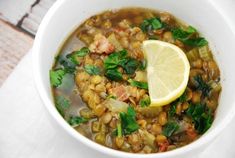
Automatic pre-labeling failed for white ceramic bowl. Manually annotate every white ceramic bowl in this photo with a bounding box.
[33,0,235,158]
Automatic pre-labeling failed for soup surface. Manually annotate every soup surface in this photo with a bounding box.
[50,8,221,153]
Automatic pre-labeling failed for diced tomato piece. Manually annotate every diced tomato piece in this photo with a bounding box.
[158,140,169,152]
[186,127,198,140]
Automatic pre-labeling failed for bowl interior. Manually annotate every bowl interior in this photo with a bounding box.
[33,0,235,157]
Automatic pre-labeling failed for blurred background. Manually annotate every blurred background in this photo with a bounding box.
[0,0,56,86]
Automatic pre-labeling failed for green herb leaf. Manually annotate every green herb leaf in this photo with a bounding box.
[186,103,213,134]
[58,57,76,73]
[50,69,66,87]
[183,38,208,47]
[194,75,212,96]
[140,17,163,32]
[139,59,147,70]
[172,26,208,47]
[120,58,140,75]
[128,79,148,90]
[119,106,139,135]
[104,50,127,70]
[168,103,177,117]
[163,122,179,137]
[140,97,151,107]
[84,65,101,75]
[179,91,187,103]
[55,96,70,116]
[105,69,123,81]
[73,47,90,57]
[68,116,88,126]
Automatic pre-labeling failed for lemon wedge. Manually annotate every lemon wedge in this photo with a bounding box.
[142,40,190,106]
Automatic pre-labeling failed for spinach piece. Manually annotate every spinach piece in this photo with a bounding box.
[163,122,179,137]
[139,59,147,70]
[73,47,90,57]
[84,65,101,75]
[172,26,208,47]
[104,50,127,69]
[168,103,177,117]
[104,49,140,80]
[140,97,151,107]
[194,75,212,96]
[105,69,123,81]
[140,17,163,32]
[50,69,66,87]
[58,56,76,73]
[186,104,213,134]
[128,79,148,90]
[120,58,140,75]
[55,96,70,116]
[119,106,139,135]
[68,116,88,126]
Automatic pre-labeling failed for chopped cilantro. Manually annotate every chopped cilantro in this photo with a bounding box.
[186,103,213,134]
[128,79,148,90]
[163,122,179,137]
[119,106,139,135]
[194,75,212,96]
[68,116,88,126]
[140,17,163,32]
[84,65,101,75]
[140,97,151,107]
[50,69,66,87]
[105,69,122,81]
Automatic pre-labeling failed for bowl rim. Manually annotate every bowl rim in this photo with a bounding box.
[32,0,235,157]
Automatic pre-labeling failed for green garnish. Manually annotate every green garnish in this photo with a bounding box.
[59,56,76,73]
[50,69,66,87]
[84,65,101,75]
[139,59,147,70]
[186,103,213,134]
[163,122,179,137]
[140,17,163,32]
[119,106,139,135]
[140,97,151,107]
[104,49,140,80]
[55,96,70,116]
[120,58,140,75]
[194,75,212,96]
[68,116,88,126]
[179,91,187,103]
[73,47,90,57]
[172,26,208,47]
[105,69,123,81]
[168,103,177,117]
[128,79,148,90]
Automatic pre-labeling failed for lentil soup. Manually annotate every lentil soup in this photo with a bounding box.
[50,8,221,153]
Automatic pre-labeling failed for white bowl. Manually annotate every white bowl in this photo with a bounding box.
[33,0,235,158]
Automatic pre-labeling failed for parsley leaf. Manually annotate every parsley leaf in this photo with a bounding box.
[128,79,148,90]
[168,103,177,117]
[84,65,101,75]
[194,75,212,96]
[140,17,163,32]
[58,56,76,73]
[105,69,123,81]
[68,116,88,126]
[50,69,66,87]
[172,26,208,47]
[163,122,179,137]
[104,50,127,69]
[119,106,139,135]
[73,47,90,57]
[140,97,151,107]
[120,58,140,75]
[186,103,213,134]
[55,96,70,116]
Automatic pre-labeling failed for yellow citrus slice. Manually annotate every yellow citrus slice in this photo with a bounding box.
[142,40,190,106]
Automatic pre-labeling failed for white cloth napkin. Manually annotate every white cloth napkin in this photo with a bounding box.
[1,1,235,158]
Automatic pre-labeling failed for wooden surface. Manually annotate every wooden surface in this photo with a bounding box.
[0,0,56,86]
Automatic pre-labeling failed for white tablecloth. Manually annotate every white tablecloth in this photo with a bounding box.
[1,1,235,158]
